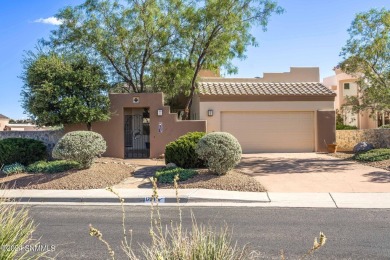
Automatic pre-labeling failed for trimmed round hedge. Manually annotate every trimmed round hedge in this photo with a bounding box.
[0,138,47,166]
[195,132,242,175]
[165,132,206,168]
[52,131,106,169]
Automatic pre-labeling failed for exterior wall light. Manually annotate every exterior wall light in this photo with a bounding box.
[208,109,213,117]
[157,109,163,116]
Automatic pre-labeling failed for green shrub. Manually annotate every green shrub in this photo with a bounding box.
[0,138,47,165]
[336,123,358,130]
[155,167,197,183]
[2,163,26,175]
[379,124,390,129]
[354,148,390,162]
[27,160,80,173]
[196,132,242,175]
[52,131,106,169]
[165,132,206,168]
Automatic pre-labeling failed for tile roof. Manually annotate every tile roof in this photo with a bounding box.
[198,82,336,96]
[0,114,9,119]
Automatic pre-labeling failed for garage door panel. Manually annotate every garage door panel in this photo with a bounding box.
[221,111,314,153]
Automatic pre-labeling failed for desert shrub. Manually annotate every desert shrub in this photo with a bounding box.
[141,220,248,260]
[27,160,80,173]
[196,132,242,175]
[0,199,48,259]
[0,138,47,165]
[379,124,390,129]
[336,123,358,130]
[354,148,390,162]
[52,131,106,169]
[165,132,206,168]
[2,163,26,175]
[154,167,197,183]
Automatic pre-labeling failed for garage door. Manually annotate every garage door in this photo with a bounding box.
[221,111,314,153]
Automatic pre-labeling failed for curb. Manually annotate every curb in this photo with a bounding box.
[1,196,270,204]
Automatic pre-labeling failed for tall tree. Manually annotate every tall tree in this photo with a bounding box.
[47,0,282,119]
[340,8,390,115]
[21,52,111,130]
[50,0,181,93]
[178,0,283,119]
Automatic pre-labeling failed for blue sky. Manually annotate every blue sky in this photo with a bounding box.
[0,0,389,119]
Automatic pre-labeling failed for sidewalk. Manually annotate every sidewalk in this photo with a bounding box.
[2,188,390,208]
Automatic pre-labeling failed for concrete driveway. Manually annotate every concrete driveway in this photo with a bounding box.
[237,153,390,192]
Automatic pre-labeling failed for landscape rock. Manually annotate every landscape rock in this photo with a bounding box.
[166,162,177,168]
[353,142,375,153]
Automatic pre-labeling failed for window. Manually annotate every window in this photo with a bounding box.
[344,83,350,90]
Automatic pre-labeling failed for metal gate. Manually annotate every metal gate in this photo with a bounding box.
[124,113,150,158]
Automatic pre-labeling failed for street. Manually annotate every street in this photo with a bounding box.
[27,205,390,259]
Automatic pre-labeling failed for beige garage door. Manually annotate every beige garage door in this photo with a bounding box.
[221,111,314,153]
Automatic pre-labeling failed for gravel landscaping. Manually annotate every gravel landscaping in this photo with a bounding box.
[0,158,135,190]
[158,169,267,192]
[328,152,390,171]
[0,157,266,191]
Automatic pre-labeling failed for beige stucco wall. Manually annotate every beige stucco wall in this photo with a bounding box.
[336,129,390,151]
[191,94,200,120]
[323,72,377,129]
[197,100,334,152]
[0,118,9,131]
[65,93,206,158]
[359,111,378,129]
[201,67,320,83]
[4,124,50,131]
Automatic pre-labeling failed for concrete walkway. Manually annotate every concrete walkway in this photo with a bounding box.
[2,188,390,208]
[238,153,390,192]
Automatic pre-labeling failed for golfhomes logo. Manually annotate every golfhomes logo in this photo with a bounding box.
[1,244,56,252]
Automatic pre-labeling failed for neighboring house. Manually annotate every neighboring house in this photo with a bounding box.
[3,123,50,131]
[0,114,10,131]
[323,68,379,129]
[192,67,336,153]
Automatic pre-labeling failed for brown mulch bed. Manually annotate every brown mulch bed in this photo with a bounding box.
[0,159,135,190]
[158,169,267,192]
[328,152,390,171]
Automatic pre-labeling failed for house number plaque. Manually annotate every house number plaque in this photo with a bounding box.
[158,122,163,133]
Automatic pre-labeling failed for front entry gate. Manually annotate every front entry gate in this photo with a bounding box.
[124,113,150,158]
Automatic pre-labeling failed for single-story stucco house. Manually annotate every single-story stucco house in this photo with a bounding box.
[65,67,336,158]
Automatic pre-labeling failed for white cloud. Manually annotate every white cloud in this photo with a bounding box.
[34,17,63,25]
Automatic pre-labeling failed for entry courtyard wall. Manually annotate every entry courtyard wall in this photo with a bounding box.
[64,93,206,158]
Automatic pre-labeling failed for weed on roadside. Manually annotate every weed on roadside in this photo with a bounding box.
[0,186,52,259]
[89,176,327,259]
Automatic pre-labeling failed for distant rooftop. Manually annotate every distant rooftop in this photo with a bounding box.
[0,114,9,119]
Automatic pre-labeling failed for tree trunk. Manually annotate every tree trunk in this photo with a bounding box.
[87,122,92,131]
[183,65,202,120]
[183,83,196,120]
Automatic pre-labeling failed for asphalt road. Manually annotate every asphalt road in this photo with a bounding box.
[26,205,390,259]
